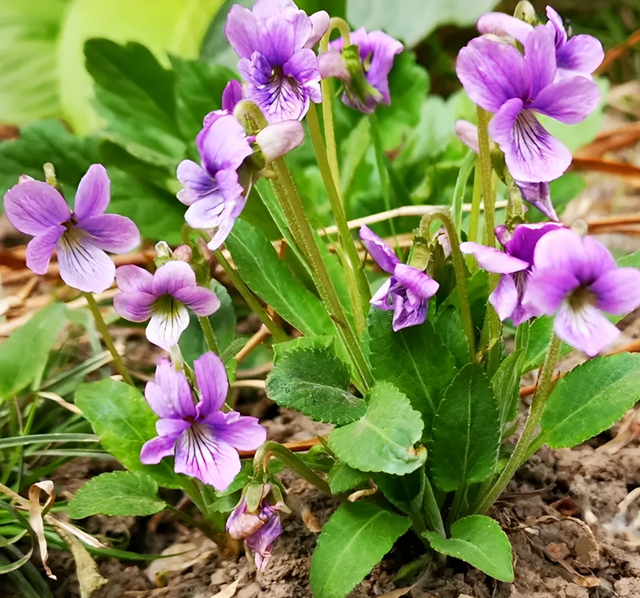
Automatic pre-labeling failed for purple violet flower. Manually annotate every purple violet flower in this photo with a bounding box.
[226,486,282,571]
[360,225,439,331]
[176,109,303,249]
[2,165,140,293]
[454,119,557,221]
[477,6,604,81]
[318,28,403,114]
[140,353,266,490]
[113,261,220,351]
[224,0,329,123]
[460,222,563,326]
[456,25,600,183]
[524,228,640,356]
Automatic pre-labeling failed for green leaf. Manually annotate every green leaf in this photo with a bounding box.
[75,379,183,488]
[225,218,333,336]
[430,364,500,492]
[68,471,166,518]
[492,350,524,431]
[327,462,370,494]
[522,316,571,373]
[310,502,410,598]
[266,337,365,425]
[364,309,457,434]
[328,381,424,475]
[538,353,640,448]
[85,38,185,168]
[374,469,425,515]
[617,251,640,270]
[424,515,513,582]
[433,305,470,369]
[0,303,67,400]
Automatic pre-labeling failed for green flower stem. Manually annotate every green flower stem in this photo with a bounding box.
[270,156,373,391]
[420,210,475,360]
[254,441,332,496]
[422,476,446,538]
[467,162,482,245]
[475,334,561,514]
[82,292,134,386]
[212,249,288,344]
[306,104,371,333]
[476,107,496,248]
[197,315,219,355]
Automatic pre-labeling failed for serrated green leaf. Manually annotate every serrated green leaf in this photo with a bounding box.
[310,502,410,598]
[0,303,67,400]
[433,305,470,369]
[538,353,640,448]
[328,381,424,475]
[225,218,333,336]
[68,471,166,518]
[327,462,370,494]
[364,309,457,434]
[75,379,183,489]
[374,469,425,515]
[424,515,513,582]
[430,364,500,492]
[266,338,365,425]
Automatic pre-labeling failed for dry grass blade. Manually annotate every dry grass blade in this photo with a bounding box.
[27,481,56,579]
[574,123,640,159]
[596,29,640,74]
[570,157,640,184]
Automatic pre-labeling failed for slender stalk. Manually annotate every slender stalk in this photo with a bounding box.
[475,334,561,514]
[420,210,475,360]
[270,156,373,391]
[82,292,134,386]
[197,315,219,355]
[213,249,288,344]
[476,107,496,248]
[467,160,482,245]
[254,441,332,496]
[306,104,371,332]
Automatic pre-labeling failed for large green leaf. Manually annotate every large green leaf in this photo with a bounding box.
[75,379,183,488]
[68,471,166,518]
[364,309,457,433]
[266,337,365,425]
[328,381,424,475]
[538,353,640,449]
[225,218,333,336]
[430,364,500,492]
[374,468,425,515]
[310,501,410,598]
[327,461,370,494]
[424,515,514,582]
[0,303,67,400]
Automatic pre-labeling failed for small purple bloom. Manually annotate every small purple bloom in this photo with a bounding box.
[225,0,328,123]
[460,222,563,326]
[477,7,604,80]
[456,25,600,183]
[454,119,558,221]
[222,80,244,112]
[140,353,266,490]
[525,228,640,356]
[176,109,303,249]
[226,485,282,571]
[318,28,403,114]
[2,165,140,293]
[113,261,220,351]
[360,225,439,331]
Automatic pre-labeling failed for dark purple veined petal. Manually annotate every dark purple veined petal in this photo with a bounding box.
[113,290,156,322]
[3,180,70,236]
[503,222,564,265]
[255,10,312,65]
[73,164,110,220]
[193,352,229,415]
[591,267,640,315]
[197,113,253,176]
[146,303,190,351]
[545,6,567,48]
[390,290,427,331]
[553,301,619,357]
[212,411,267,451]
[151,261,197,297]
[393,264,439,299]
[556,35,604,77]
[176,160,216,206]
[359,225,398,273]
[532,76,600,124]
[515,181,558,221]
[80,214,140,254]
[140,434,178,464]
[224,4,259,60]
[145,358,195,419]
[523,24,556,98]
[173,286,220,317]
[25,225,65,275]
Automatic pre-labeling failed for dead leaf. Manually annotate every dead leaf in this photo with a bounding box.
[210,577,240,598]
[28,481,56,579]
[377,585,416,598]
[545,542,571,562]
[145,538,217,582]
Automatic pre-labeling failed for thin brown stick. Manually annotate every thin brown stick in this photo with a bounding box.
[596,29,640,74]
[237,437,322,458]
[235,325,272,365]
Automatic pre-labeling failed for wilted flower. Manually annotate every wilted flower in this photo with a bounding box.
[318,28,403,114]
[525,228,640,356]
[456,25,600,183]
[461,223,562,326]
[140,353,266,490]
[225,0,329,123]
[227,485,282,571]
[113,261,220,351]
[2,165,139,293]
[360,225,439,331]
[176,109,303,249]
[477,6,604,80]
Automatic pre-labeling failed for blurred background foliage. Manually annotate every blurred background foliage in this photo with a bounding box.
[0,0,637,243]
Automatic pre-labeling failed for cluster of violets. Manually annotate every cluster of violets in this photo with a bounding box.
[3,0,640,571]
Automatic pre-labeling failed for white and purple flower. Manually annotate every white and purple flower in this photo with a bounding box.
[456,24,600,183]
[113,261,220,351]
[224,0,329,123]
[2,165,140,293]
[461,223,562,326]
[525,228,640,356]
[140,353,266,491]
[318,28,403,114]
[360,225,439,331]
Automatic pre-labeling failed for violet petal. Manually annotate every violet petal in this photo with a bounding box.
[3,181,70,236]
[73,164,110,220]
